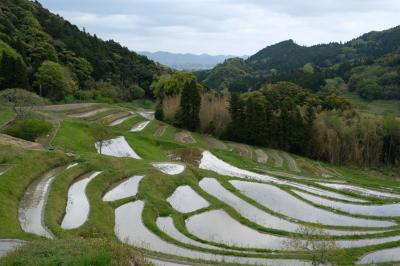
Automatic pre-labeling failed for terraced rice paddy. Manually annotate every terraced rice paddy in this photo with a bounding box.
[268,149,284,168]
[0,240,25,257]
[255,149,268,163]
[61,172,102,229]
[109,113,136,126]
[175,131,196,144]
[18,166,66,238]
[2,103,400,265]
[357,246,400,264]
[103,175,144,202]
[152,163,185,175]
[294,190,400,217]
[69,108,110,118]
[317,182,400,199]
[131,121,151,132]
[230,180,393,229]
[154,125,167,137]
[229,143,253,159]
[205,137,226,149]
[167,186,210,213]
[115,201,308,266]
[96,136,141,159]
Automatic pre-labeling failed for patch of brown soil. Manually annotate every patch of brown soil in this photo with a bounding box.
[255,149,268,163]
[229,143,252,159]
[175,131,196,144]
[268,149,283,168]
[167,148,203,166]
[0,134,42,150]
[281,152,300,172]
[154,125,167,137]
[205,137,226,149]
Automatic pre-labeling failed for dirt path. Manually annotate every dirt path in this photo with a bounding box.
[229,143,252,159]
[175,132,196,144]
[255,149,268,163]
[154,125,167,137]
[269,150,283,168]
[34,103,97,112]
[69,108,110,118]
[109,113,135,126]
[205,137,226,149]
[0,134,42,150]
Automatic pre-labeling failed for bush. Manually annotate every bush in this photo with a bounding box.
[6,118,52,141]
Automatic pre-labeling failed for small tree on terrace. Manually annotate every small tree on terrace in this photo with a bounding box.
[174,79,201,131]
[285,225,342,266]
[91,121,113,154]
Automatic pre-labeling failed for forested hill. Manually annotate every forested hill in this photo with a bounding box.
[197,26,400,98]
[0,0,165,100]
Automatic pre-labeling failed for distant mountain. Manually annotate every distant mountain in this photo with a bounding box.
[196,26,400,94]
[140,51,247,71]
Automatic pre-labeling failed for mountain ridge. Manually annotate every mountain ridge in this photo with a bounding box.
[140,51,248,71]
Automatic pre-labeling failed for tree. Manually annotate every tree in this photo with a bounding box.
[0,52,29,90]
[285,225,342,266]
[242,92,268,145]
[33,60,77,100]
[91,121,113,155]
[129,84,145,100]
[0,88,46,118]
[225,93,244,141]
[382,116,400,165]
[175,79,201,131]
[155,100,164,121]
[151,72,202,98]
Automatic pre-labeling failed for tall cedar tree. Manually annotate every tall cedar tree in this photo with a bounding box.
[226,93,245,141]
[175,80,200,131]
[0,53,29,90]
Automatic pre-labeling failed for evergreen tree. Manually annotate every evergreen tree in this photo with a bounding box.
[175,79,200,131]
[243,92,268,145]
[0,52,29,90]
[155,100,164,121]
[226,93,244,141]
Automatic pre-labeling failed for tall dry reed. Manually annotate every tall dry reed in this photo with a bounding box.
[162,93,231,135]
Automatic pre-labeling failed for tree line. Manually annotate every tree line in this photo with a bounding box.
[156,74,400,167]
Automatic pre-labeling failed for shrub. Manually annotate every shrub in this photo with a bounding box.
[6,118,52,141]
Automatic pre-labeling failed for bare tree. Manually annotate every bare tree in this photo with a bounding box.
[0,88,46,118]
[91,121,113,154]
[285,225,342,266]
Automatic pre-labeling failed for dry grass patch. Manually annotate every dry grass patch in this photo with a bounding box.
[175,131,196,144]
[154,125,167,137]
[228,143,252,159]
[167,148,203,166]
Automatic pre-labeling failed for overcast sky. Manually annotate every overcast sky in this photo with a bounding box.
[38,0,400,56]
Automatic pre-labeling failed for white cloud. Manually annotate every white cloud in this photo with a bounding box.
[41,0,400,55]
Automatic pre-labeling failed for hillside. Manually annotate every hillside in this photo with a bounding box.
[0,0,165,99]
[140,51,246,71]
[197,26,400,99]
[0,102,400,265]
